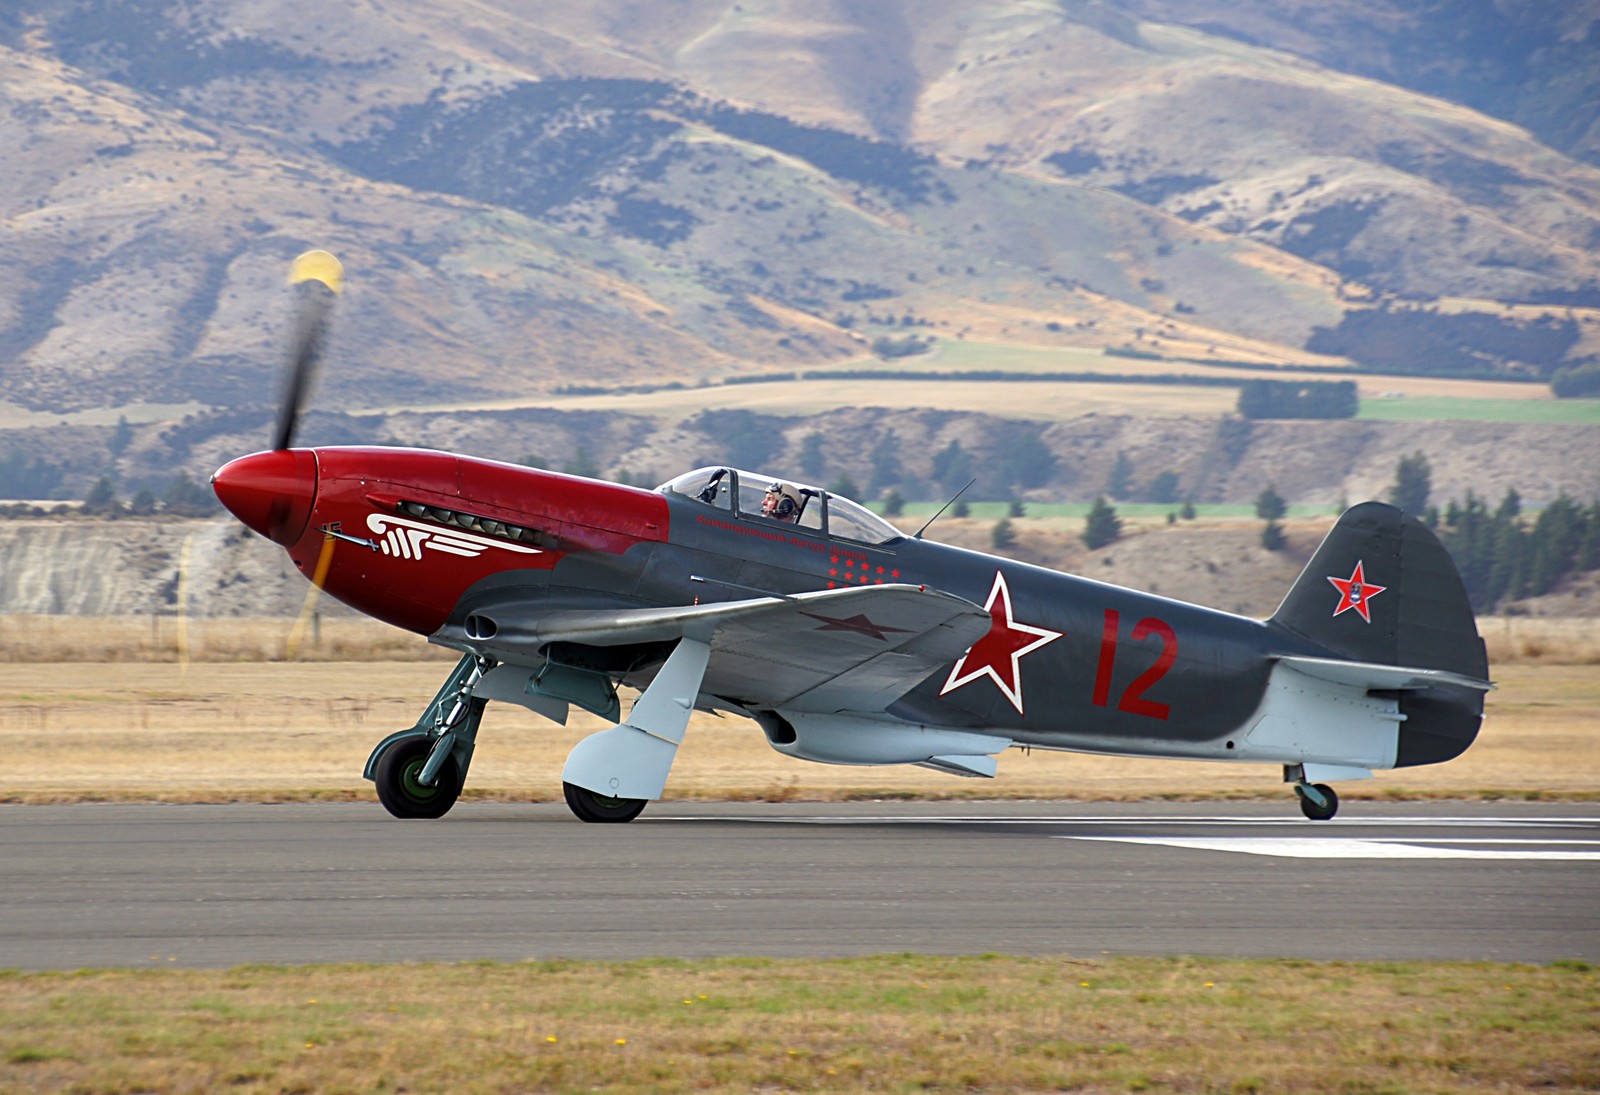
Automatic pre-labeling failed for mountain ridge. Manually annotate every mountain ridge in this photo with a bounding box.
[1,0,1597,507]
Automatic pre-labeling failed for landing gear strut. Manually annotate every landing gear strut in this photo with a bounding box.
[560,636,712,824]
[364,653,492,820]
[375,736,461,819]
[1292,779,1339,821]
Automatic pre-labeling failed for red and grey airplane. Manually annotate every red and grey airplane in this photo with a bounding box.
[212,253,1491,823]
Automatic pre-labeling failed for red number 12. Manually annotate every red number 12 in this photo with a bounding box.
[1092,610,1177,720]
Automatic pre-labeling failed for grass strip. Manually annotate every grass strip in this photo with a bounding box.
[1,955,1594,1093]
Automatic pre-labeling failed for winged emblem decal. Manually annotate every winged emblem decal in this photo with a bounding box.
[366,513,542,561]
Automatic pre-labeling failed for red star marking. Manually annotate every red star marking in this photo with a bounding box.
[801,612,912,642]
[1328,560,1386,623]
[939,571,1063,715]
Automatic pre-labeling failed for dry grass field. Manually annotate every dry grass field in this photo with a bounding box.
[1,616,1594,804]
[359,340,1567,422]
[437,376,1248,424]
[1,955,1594,1094]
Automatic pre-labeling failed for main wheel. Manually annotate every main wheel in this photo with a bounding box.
[374,736,461,820]
[1297,782,1339,822]
[563,781,648,823]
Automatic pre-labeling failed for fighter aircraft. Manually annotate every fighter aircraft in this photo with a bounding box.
[211,253,1491,823]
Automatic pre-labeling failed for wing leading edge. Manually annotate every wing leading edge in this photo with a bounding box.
[451,583,992,714]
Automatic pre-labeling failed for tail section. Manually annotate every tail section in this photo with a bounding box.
[1269,502,1489,767]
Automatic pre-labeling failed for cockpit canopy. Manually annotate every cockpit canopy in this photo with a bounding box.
[658,467,901,545]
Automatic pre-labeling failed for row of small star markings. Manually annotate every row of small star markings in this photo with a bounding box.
[826,556,902,589]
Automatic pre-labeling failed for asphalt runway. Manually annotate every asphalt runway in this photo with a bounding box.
[2,801,1595,970]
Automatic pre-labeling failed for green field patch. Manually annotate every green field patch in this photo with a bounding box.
[0,955,1593,1093]
[1359,396,1600,423]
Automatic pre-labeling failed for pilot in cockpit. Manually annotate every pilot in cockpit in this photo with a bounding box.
[762,482,803,523]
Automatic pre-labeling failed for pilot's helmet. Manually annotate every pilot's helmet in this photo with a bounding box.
[766,482,802,519]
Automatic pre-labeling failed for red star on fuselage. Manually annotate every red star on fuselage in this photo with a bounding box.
[1327,560,1386,623]
[939,571,1062,715]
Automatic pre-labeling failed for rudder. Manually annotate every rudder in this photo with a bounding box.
[1268,502,1488,767]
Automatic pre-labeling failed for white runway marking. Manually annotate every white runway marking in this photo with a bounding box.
[653,814,1600,860]
[656,814,1599,829]
[1068,836,1600,860]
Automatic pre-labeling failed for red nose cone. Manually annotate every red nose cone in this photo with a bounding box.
[212,449,318,545]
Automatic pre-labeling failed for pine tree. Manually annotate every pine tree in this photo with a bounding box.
[1179,499,1197,520]
[1528,495,1582,596]
[1388,451,1431,514]
[996,427,1056,491]
[1144,470,1181,504]
[562,446,600,479]
[129,487,158,516]
[1105,452,1134,500]
[1579,502,1600,571]
[1261,519,1286,551]
[931,440,973,494]
[1496,488,1521,522]
[108,415,133,459]
[1082,496,1122,550]
[1255,485,1286,521]
[1487,509,1526,607]
[992,518,1016,549]
[82,476,118,516]
[798,432,827,480]
[1008,499,1026,518]
[829,472,861,500]
[164,473,215,516]
[882,489,905,517]
[868,430,902,493]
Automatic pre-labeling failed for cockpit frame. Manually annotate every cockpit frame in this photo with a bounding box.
[659,467,901,546]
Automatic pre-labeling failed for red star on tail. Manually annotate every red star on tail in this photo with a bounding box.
[1327,560,1386,623]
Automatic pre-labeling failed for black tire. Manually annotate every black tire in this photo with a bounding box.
[563,781,648,823]
[374,736,461,820]
[1298,782,1339,822]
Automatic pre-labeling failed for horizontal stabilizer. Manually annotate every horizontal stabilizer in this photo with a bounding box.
[1273,655,1493,694]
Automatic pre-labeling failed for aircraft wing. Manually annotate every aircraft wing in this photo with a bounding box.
[464,583,993,714]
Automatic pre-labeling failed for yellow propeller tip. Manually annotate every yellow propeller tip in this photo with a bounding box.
[289,250,345,294]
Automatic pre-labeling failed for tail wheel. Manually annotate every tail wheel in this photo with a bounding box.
[1296,782,1339,822]
[374,736,461,820]
[564,782,648,824]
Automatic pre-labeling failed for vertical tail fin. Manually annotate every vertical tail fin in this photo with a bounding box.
[1269,502,1488,767]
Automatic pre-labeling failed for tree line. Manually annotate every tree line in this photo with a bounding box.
[1437,491,1600,612]
[1072,450,1600,614]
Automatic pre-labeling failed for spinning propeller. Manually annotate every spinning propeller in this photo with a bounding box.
[273,249,345,450]
[209,250,346,658]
